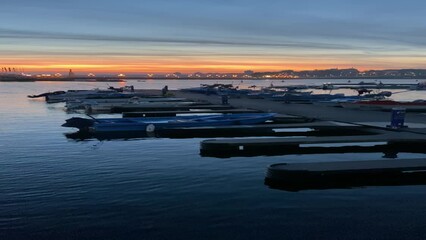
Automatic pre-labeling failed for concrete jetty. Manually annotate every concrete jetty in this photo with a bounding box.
[265,158,426,191]
[170,89,426,157]
[172,90,426,129]
[110,104,234,113]
[122,109,262,117]
[171,89,426,190]
[200,132,426,157]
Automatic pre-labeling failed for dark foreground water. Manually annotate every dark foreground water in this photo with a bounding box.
[1,80,426,240]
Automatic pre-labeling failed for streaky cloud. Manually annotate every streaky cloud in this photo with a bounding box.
[0,28,352,50]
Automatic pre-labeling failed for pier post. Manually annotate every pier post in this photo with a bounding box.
[387,108,406,129]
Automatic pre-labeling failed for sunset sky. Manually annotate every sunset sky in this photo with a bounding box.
[1,0,426,73]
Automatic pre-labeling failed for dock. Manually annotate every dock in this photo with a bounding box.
[172,90,426,126]
[67,121,373,140]
[200,132,426,157]
[122,108,262,117]
[265,158,426,191]
[49,85,426,192]
[169,89,426,158]
[110,104,234,113]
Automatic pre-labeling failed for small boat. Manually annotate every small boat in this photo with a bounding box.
[271,92,345,102]
[65,97,188,110]
[413,81,426,90]
[28,91,66,98]
[313,98,362,107]
[62,113,276,133]
[46,91,147,103]
[29,89,116,102]
[340,100,426,111]
[29,86,147,103]
[312,92,390,107]
[85,101,209,113]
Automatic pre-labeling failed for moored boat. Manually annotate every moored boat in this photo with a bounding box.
[65,97,188,110]
[29,86,148,103]
[85,101,210,113]
[271,92,345,102]
[340,100,426,111]
[62,113,276,133]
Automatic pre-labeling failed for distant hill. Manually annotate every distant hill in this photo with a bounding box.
[252,68,426,79]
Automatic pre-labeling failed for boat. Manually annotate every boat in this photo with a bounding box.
[340,100,426,111]
[28,91,66,98]
[29,89,116,102]
[270,92,345,102]
[65,97,188,110]
[28,86,148,103]
[62,113,277,133]
[313,97,363,107]
[181,84,250,97]
[413,81,426,90]
[85,101,210,113]
[45,90,146,103]
[312,91,391,107]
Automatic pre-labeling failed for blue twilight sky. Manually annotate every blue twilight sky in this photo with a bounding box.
[1,0,426,73]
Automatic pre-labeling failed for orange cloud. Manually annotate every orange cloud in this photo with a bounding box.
[1,54,425,74]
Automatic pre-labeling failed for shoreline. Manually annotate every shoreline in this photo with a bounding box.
[1,77,426,82]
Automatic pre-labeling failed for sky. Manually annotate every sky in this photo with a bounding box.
[1,0,426,73]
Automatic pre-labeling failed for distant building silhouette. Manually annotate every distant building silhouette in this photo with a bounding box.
[68,69,75,78]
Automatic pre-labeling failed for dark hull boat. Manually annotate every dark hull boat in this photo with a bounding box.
[341,100,426,111]
[62,113,276,133]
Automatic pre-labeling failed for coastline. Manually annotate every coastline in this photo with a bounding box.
[1,76,426,82]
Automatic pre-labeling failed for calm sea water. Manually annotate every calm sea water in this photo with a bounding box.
[1,79,426,240]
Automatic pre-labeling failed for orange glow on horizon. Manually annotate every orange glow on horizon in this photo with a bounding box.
[2,55,425,74]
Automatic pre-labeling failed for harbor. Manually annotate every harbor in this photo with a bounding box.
[5,1,426,238]
[25,80,426,180]
[2,79,426,239]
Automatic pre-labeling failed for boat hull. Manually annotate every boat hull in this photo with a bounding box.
[63,113,277,133]
[341,101,426,112]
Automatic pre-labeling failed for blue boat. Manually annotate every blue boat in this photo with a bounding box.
[270,92,346,102]
[62,113,276,133]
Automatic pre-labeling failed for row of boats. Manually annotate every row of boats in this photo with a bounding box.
[184,81,426,97]
[28,86,139,103]
[183,83,392,102]
[29,85,212,113]
[29,82,426,137]
[29,85,278,135]
[184,83,426,111]
[337,100,426,111]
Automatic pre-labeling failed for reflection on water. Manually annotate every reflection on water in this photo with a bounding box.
[1,80,426,240]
